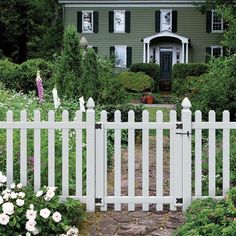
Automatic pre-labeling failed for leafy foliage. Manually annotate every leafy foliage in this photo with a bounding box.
[116,71,154,92]
[129,63,160,91]
[54,25,84,100]
[175,187,236,236]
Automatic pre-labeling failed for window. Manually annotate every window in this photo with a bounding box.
[115,46,127,67]
[211,46,223,57]
[114,11,125,33]
[82,11,93,33]
[212,10,223,32]
[160,10,172,31]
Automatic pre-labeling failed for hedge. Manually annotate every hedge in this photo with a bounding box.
[116,71,154,92]
[129,63,160,91]
[0,59,53,93]
[172,63,208,79]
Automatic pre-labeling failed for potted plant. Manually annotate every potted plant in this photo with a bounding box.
[146,92,154,104]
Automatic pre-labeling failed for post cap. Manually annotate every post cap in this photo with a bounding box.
[181,97,191,109]
[87,97,95,110]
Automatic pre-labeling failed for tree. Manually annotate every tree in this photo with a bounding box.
[54,25,84,100]
[0,0,63,63]
[81,48,101,100]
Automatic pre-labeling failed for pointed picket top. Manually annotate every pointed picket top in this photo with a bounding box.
[87,97,95,110]
[181,97,191,110]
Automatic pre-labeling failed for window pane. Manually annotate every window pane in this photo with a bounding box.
[114,12,125,32]
[115,47,126,67]
[161,10,172,31]
[83,12,93,32]
[212,48,222,58]
[212,12,222,31]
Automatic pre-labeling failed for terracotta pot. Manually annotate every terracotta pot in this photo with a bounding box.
[140,96,146,103]
[146,95,154,104]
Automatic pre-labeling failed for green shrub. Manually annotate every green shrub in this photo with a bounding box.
[175,188,236,236]
[129,63,160,91]
[117,71,154,92]
[0,59,53,93]
[172,63,208,79]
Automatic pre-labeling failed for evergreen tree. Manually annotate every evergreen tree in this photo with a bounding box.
[54,25,84,100]
[81,48,100,100]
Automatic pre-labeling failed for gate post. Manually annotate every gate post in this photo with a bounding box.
[86,98,96,212]
[181,97,192,211]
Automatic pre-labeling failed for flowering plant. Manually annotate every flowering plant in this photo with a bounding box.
[0,171,84,235]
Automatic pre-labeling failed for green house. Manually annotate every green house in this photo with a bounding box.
[59,0,225,86]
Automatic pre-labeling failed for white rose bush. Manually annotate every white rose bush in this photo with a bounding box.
[0,171,84,235]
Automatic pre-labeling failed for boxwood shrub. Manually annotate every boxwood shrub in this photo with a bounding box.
[116,71,154,92]
[0,59,53,93]
[129,63,160,91]
[172,63,208,79]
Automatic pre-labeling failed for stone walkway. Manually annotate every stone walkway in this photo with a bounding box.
[79,136,184,236]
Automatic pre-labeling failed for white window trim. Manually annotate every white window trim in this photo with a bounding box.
[115,45,127,68]
[114,10,126,33]
[211,10,223,33]
[82,10,94,33]
[211,46,223,57]
[160,9,172,32]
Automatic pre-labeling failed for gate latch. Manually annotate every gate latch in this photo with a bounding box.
[176,131,191,137]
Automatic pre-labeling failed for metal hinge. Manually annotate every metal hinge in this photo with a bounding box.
[95,124,102,129]
[176,123,183,129]
[95,198,102,204]
[176,198,183,204]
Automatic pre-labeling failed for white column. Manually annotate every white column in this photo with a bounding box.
[143,43,146,63]
[147,42,150,63]
[182,42,185,63]
[186,42,189,63]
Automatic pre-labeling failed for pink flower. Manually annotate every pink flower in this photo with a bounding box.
[52,211,62,223]
[36,70,44,102]
[25,220,37,232]
[0,213,9,225]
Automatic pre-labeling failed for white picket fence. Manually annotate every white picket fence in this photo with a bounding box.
[2,97,235,212]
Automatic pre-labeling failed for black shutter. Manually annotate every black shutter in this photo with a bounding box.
[155,11,161,33]
[223,21,229,31]
[77,12,82,33]
[93,47,98,54]
[127,47,132,67]
[109,11,114,33]
[223,47,228,56]
[125,11,131,33]
[110,47,115,65]
[206,11,212,33]
[172,11,177,33]
[93,12,99,33]
[206,47,211,62]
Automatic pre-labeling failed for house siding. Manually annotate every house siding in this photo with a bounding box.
[64,6,223,64]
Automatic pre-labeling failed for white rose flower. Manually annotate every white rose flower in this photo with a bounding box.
[66,227,79,236]
[10,191,18,199]
[16,199,24,207]
[26,233,31,236]
[40,208,51,219]
[26,209,37,220]
[47,186,56,192]
[10,183,16,189]
[44,190,55,201]
[25,220,37,232]
[35,190,43,197]
[0,174,7,183]
[32,227,39,235]
[17,183,23,188]
[52,211,62,223]
[18,192,25,198]
[2,202,14,215]
[0,196,3,205]
[30,204,34,209]
[3,193,9,201]
[0,213,10,225]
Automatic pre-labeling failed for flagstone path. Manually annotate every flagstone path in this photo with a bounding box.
[79,136,184,236]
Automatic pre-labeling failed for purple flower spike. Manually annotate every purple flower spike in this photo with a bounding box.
[36,70,44,102]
